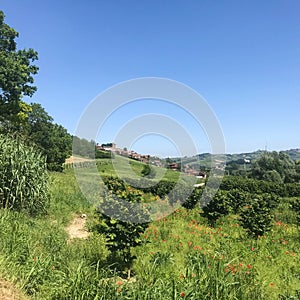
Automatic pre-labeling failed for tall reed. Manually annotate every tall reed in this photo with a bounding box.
[0,134,49,215]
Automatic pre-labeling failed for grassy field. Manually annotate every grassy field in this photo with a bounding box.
[96,155,184,182]
[0,166,299,299]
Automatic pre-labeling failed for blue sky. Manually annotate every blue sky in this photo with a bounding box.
[1,0,300,156]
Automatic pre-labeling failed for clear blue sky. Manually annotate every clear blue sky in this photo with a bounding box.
[1,0,300,156]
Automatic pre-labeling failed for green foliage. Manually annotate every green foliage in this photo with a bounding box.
[96,189,150,275]
[95,149,114,159]
[0,11,38,131]
[27,103,72,171]
[0,134,49,215]
[220,176,300,198]
[290,198,300,225]
[251,151,296,183]
[124,177,176,198]
[102,176,126,193]
[141,164,156,178]
[201,190,232,226]
[182,186,204,209]
[0,12,71,171]
[168,182,192,206]
[72,136,96,158]
[239,195,274,237]
[0,171,299,299]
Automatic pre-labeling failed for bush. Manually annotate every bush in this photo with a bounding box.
[96,190,150,276]
[0,135,49,215]
[290,198,300,225]
[239,195,274,237]
[141,164,156,178]
[201,190,232,226]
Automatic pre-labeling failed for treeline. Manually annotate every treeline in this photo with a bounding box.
[227,151,300,183]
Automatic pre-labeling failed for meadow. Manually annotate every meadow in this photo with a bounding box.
[0,158,299,299]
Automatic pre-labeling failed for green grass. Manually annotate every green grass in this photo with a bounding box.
[0,169,299,299]
[96,155,184,182]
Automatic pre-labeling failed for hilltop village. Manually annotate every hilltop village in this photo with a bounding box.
[97,143,206,178]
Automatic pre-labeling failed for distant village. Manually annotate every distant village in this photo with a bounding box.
[96,142,206,178]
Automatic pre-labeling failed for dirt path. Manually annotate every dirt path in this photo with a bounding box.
[65,214,90,240]
[0,278,27,300]
[65,156,93,164]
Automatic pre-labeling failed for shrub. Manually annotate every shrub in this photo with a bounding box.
[141,164,156,178]
[201,190,232,226]
[290,198,300,225]
[0,134,49,215]
[239,195,274,237]
[182,186,204,209]
[96,190,150,277]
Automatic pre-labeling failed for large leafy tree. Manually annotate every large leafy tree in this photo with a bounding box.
[26,103,72,171]
[251,151,296,183]
[0,10,38,131]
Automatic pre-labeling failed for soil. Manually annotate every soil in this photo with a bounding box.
[0,278,27,300]
[65,156,93,164]
[65,214,90,240]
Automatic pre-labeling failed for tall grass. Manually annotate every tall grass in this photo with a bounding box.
[0,134,49,215]
[0,169,299,299]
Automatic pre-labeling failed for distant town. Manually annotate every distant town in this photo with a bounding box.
[96,142,206,178]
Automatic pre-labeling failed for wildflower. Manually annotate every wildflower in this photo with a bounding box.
[116,280,123,286]
[269,282,274,287]
[247,264,252,269]
[251,247,255,251]
[180,292,185,297]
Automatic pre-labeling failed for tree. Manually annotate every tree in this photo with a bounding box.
[239,195,274,237]
[251,151,296,183]
[26,103,72,171]
[96,188,150,277]
[46,124,72,171]
[0,11,38,131]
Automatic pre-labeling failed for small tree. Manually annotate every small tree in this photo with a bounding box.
[96,186,150,277]
[201,190,232,226]
[239,195,273,237]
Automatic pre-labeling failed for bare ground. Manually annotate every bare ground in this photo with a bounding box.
[65,156,93,164]
[65,214,90,240]
[0,278,27,300]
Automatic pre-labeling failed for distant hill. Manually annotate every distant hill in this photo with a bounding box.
[284,149,300,161]
[167,148,300,171]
